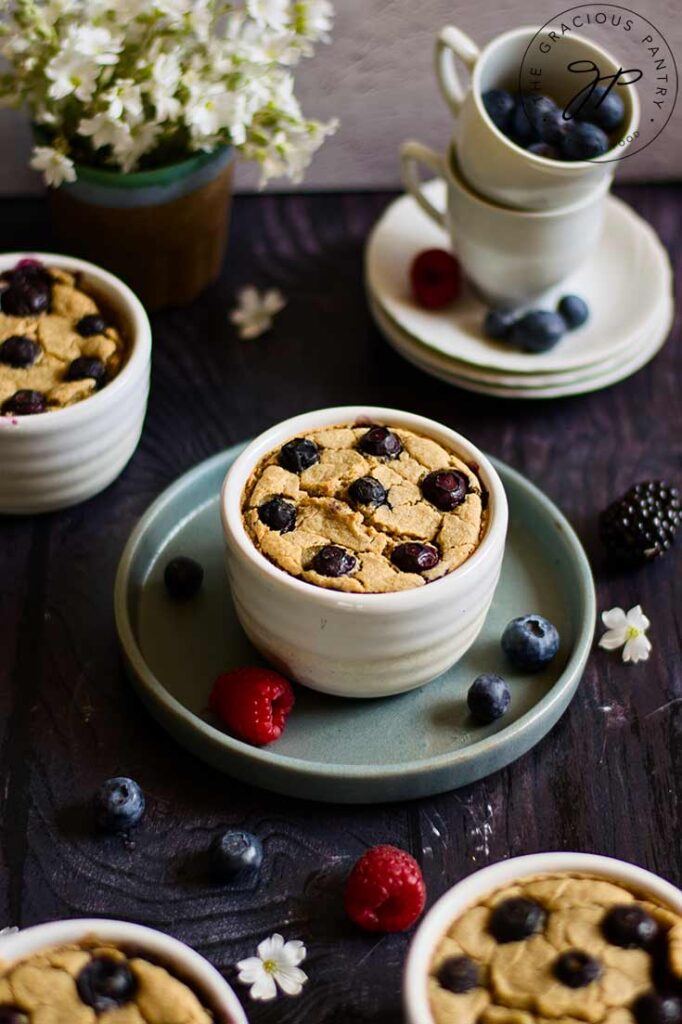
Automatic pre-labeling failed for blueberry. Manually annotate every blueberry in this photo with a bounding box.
[210,830,263,882]
[0,335,40,368]
[482,89,515,132]
[436,955,480,993]
[348,475,387,506]
[258,496,296,533]
[633,994,682,1024]
[558,294,590,330]
[94,777,145,832]
[489,897,547,942]
[1,389,46,416]
[510,311,566,353]
[501,614,560,671]
[570,84,625,132]
[467,674,511,724]
[391,542,440,574]
[77,957,137,1012]
[0,1008,29,1024]
[66,356,106,387]
[527,95,566,145]
[554,950,602,988]
[77,314,109,337]
[527,141,559,159]
[484,309,517,341]
[602,905,660,949]
[164,556,204,600]
[421,470,469,511]
[311,544,357,577]
[561,121,609,160]
[358,425,403,459]
[510,97,538,146]
[279,437,320,473]
[0,265,51,316]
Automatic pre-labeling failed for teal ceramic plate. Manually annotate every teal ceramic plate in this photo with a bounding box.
[114,445,596,804]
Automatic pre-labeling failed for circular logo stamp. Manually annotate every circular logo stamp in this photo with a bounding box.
[518,4,678,161]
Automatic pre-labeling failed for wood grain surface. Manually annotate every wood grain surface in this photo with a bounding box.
[0,187,680,1023]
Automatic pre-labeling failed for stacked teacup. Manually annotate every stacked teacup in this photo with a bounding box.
[370,23,674,396]
[401,24,640,307]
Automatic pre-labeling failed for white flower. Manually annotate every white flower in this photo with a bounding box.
[148,51,182,121]
[185,83,247,146]
[66,25,122,66]
[295,0,334,42]
[246,0,290,31]
[30,146,76,188]
[236,934,307,1001]
[230,286,287,339]
[599,605,652,664]
[46,50,100,102]
[78,112,123,151]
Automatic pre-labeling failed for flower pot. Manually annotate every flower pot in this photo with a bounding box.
[48,147,234,310]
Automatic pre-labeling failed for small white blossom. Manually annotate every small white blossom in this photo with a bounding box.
[46,50,100,102]
[246,0,290,31]
[230,286,287,339]
[599,605,652,664]
[236,934,307,1001]
[30,146,77,188]
[66,25,123,66]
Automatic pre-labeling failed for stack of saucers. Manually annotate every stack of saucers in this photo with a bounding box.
[365,180,673,399]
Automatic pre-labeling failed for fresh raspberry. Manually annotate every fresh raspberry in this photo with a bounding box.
[410,249,461,309]
[209,667,295,746]
[344,844,426,932]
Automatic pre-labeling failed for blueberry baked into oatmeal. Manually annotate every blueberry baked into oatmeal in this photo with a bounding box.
[242,423,488,593]
[0,259,125,416]
[0,940,215,1023]
[429,873,682,1024]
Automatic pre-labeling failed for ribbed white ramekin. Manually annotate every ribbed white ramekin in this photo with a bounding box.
[403,852,682,1024]
[0,918,248,1023]
[0,252,151,514]
[220,406,508,698]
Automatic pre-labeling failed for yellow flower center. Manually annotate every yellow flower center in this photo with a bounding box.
[263,959,277,974]
[627,626,641,639]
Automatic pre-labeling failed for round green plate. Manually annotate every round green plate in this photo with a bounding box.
[114,445,596,804]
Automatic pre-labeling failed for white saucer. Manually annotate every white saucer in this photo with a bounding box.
[371,294,673,399]
[370,293,672,390]
[365,182,673,376]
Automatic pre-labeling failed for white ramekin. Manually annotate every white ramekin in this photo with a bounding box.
[0,251,151,514]
[404,851,682,1024]
[220,406,508,698]
[0,918,248,1024]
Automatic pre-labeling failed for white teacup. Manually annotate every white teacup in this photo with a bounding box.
[400,139,609,307]
[435,25,640,211]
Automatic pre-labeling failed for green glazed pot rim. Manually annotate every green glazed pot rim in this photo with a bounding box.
[73,146,233,189]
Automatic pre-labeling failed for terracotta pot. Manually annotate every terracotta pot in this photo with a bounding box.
[48,147,234,310]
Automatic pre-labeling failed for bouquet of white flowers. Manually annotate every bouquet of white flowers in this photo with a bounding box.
[0,0,337,187]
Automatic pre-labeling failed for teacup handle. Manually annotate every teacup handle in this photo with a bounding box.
[399,141,447,227]
[435,25,480,115]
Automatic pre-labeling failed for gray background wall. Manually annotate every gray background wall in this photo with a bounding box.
[1,0,680,195]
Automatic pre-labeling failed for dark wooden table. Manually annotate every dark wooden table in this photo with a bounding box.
[0,186,680,1024]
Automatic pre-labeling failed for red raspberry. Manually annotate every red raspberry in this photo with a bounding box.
[209,667,295,746]
[344,844,426,932]
[410,249,461,309]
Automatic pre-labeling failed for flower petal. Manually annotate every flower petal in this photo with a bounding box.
[282,939,307,966]
[601,607,628,630]
[626,605,650,632]
[257,933,284,960]
[274,964,308,996]
[599,628,627,650]
[623,634,652,664]
[263,288,286,314]
[249,972,278,1001]
[236,957,266,982]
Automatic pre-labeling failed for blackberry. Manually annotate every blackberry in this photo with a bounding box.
[600,481,680,565]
